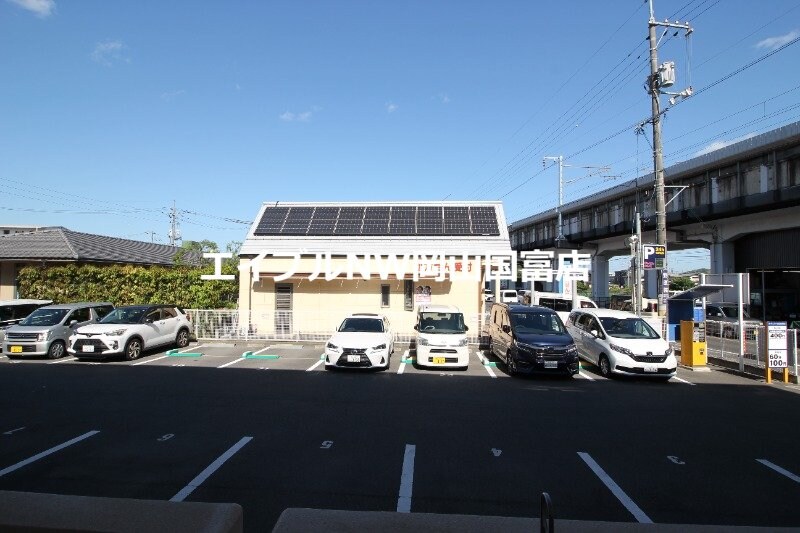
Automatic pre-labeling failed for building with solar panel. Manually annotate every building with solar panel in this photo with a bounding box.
[237,201,513,339]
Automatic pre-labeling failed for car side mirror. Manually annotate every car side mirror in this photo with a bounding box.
[590,329,599,337]
[413,324,419,331]
[145,317,154,324]
[502,325,511,334]
[69,320,78,327]
[464,325,469,332]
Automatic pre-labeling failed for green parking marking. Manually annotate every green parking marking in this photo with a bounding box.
[401,357,415,364]
[483,361,498,367]
[242,351,280,360]
[167,349,204,357]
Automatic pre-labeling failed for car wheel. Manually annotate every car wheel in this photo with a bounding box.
[175,329,190,348]
[47,341,65,359]
[599,354,612,378]
[506,354,518,377]
[124,338,142,361]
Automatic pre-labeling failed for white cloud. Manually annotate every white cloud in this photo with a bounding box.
[90,40,128,66]
[439,93,450,104]
[279,108,316,122]
[386,102,398,113]
[694,132,757,157]
[755,29,800,51]
[160,89,186,101]
[7,0,55,17]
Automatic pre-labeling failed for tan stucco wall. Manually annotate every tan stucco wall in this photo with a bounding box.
[0,262,18,300]
[238,256,485,337]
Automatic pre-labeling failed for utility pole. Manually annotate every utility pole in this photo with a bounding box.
[543,155,565,243]
[168,200,181,246]
[646,0,692,316]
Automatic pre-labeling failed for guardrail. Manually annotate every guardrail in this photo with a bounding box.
[185,309,491,345]
[705,320,798,378]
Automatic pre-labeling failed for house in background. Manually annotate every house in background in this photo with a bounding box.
[237,201,512,339]
[0,226,196,299]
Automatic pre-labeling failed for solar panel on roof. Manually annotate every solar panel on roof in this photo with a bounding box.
[308,207,340,235]
[470,206,500,235]
[334,207,365,235]
[389,206,416,235]
[443,207,472,235]
[281,207,314,235]
[416,206,443,235]
[254,206,290,235]
[362,207,390,235]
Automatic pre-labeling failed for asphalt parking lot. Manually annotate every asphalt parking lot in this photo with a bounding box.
[1,342,800,531]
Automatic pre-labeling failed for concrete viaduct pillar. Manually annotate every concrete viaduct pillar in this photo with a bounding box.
[591,255,609,303]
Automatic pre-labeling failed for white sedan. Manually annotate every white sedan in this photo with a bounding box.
[324,313,394,370]
[69,305,193,361]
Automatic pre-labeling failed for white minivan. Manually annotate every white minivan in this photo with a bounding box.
[565,308,676,379]
[530,291,598,323]
[414,304,469,369]
[499,290,519,304]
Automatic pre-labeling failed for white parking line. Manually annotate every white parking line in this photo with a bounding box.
[756,459,800,484]
[306,359,324,372]
[475,352,497,378]
[48,357,77,365]
[218,358,246,369]
[170,436,253,502]
[397,350,409,375]
[251,346,272,356]
[576,371,595,381]
[132,344,206,366]
[578,452,652,523]
[396,444,416,513]
[0,430,100,477]
[132,355,169,366]
[671,376,695,385]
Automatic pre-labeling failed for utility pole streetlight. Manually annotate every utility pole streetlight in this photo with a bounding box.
[646,0,693,317]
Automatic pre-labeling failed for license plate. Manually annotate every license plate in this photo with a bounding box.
[544,361,558,369]
[432,357,446,364]
[10,346,22,353]
[644,365,657,373]
[346,354,360,363]
[82,345,95,353]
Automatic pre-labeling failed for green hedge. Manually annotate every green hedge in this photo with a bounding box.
[16,263,238,309]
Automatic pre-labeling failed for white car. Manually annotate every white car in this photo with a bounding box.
[69,305,193,361]
[565,308,677,380]
[324,313,394,370]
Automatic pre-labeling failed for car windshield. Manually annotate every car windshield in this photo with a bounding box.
[418,312,466,334]
[20,308,69,326]
[338,317,384,333]
[100,307,147,324]
[511,312,565,335]
[599,317,660,339]
[720,306,749,318]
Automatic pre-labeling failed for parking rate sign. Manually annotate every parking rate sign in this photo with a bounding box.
[643,244,666,270]
[767,322,788,368]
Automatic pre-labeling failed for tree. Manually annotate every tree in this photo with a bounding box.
[670,276,695,292]
[182,240,219,253]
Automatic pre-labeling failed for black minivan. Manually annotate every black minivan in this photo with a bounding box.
[488,303,579,377]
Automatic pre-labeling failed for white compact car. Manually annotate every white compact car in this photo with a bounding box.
[565,308,676,379]
[69,305,193,361]
[324,313,394,370]
[414,304,469,369]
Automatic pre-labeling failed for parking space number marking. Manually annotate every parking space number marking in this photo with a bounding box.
[320,440,334,449]
[491,448,502,457]
[158,434,175,442]
[667,455,685,465]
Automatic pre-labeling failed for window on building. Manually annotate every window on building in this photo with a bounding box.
[404,280,413,311]
[381,284,390,308]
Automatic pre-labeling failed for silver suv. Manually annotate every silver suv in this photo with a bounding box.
[4,302,114,359]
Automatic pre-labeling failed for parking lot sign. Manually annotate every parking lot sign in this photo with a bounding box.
[767,322,788,368]
[643,244,666,270]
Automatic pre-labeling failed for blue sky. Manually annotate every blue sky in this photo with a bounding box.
[2,0,799,273]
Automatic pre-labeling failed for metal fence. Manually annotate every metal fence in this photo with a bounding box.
[705,320,799,378]
[186,309,491,344]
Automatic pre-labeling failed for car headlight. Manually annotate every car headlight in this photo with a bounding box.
[665,346,673,356]
[609,343,634,357]
[105,328,127,336]
[326,342,339,350]
[417,338,429,346]
[37,331,51,342]
[455,338,468,347]
[566,344,578,356]
[371,343,387,351]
